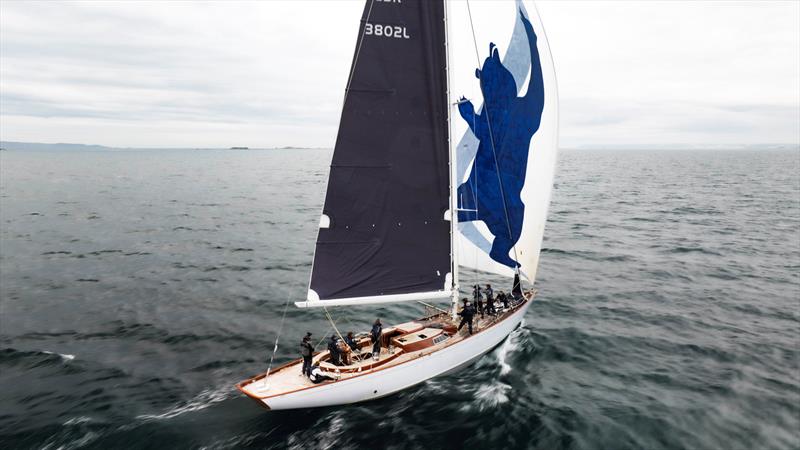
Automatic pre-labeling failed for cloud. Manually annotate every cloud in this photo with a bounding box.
[560,97,799,146]
[1,1,363,147]
[1,0,798,147]
[538,0,800,146]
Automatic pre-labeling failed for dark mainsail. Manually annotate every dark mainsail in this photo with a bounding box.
[304,0,450,305]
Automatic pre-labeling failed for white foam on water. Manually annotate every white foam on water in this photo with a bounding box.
[42,417,100,450]
[41,431,100,450]
[62,416,92,426]
[67,431,98,449]
[476,381,512,409]
[495,325,528,375]
[43,351,75,361]
[136,386,231,421]
[494,337,514,376]
[472,326,524,375]
[421,378,449,395]
[288,410,349,450]
[460,380,513,412]
[317,413,346,450]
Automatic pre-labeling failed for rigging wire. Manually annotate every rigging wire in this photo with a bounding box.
[313,308,352,352]
[323,305,347,344]
[339,312,361,334]
[264,294,292,381]
[314,323,335,352]
[464,0,522,274]
[344,0,377,98]
[265,0,377,379]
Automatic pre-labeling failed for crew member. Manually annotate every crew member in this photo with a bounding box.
[308,364,338,384]
[485,284,496,315]
[300,332,313,376]
[457,299,476,335]
[512,273,523,301]
[498,290,509,309]
[370,319,383,360]
[472,284,484,318]
[327,335,342,366]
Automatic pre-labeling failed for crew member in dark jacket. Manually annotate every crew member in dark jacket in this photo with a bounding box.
[457,299,476,335]
[485,284,496,315]
[498,291,509,309]
[370,319,383,360]
[472,284,484,318]
[327,335,342,366]
[300,332,314,376]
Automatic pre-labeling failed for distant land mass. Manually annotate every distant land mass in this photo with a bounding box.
[0,141,328,152]
[0,141,114,152]
[1,141,797,152]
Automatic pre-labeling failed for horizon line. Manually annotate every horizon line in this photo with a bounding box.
[2,139,799,151]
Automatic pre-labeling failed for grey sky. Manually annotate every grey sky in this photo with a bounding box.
[1,0,798,148]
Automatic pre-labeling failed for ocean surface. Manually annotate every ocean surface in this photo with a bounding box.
[0,148,798,449]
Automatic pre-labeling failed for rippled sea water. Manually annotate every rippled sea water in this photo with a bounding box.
[0,148,798,449]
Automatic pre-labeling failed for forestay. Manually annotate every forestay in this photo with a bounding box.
[299,0,451,307]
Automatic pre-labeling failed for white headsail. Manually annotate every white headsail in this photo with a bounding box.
[448,0,559,284]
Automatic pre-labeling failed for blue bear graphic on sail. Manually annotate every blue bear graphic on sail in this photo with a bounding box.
[457,6,545,270]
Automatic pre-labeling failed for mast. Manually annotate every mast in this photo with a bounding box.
[444,0,459,321]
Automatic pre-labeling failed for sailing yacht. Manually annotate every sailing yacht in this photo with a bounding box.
[237,0,558,410]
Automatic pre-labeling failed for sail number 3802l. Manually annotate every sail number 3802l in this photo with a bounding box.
[365,23,410,39]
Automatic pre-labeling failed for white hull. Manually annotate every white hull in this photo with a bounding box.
[254,301,531,410]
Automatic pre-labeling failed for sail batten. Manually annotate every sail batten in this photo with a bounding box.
[307,0,451,306]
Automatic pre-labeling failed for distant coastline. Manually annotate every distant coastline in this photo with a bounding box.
[0,140,797,153]
[0,141,330,152]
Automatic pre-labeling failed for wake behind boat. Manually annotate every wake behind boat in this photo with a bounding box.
[237,0,558,411]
